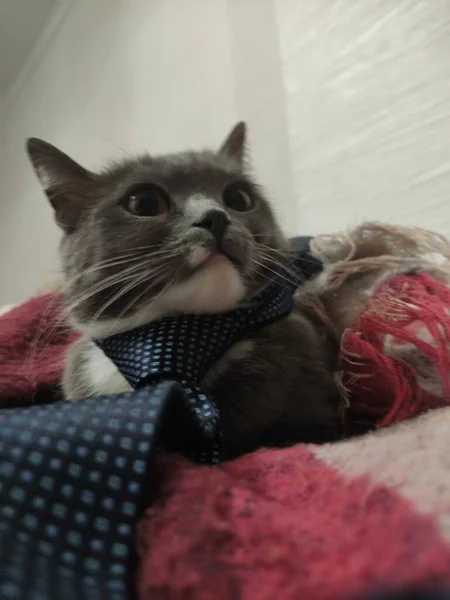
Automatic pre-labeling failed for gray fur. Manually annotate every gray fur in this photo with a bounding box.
[27,123,341,457]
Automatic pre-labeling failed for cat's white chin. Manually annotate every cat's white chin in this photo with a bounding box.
[167,253,245,314]
[80,254,246,339]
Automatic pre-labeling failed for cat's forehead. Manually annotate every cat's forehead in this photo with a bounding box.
[103,150,242,195]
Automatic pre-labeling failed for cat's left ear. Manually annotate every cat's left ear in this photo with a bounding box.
[218,121,247,167]
[26,138,96,233]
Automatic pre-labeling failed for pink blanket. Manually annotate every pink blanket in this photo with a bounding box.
[1,293,450,599]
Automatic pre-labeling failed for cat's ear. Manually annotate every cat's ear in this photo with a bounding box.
[218,121,247,167]
[26,138,96,233]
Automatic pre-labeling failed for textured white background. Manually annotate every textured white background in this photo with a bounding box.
[1,0,450,303]
[275,0,450,235]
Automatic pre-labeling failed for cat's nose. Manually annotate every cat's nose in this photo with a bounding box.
[194,209,230,244]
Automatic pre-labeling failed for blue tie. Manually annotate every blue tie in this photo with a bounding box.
[0,239,320,600]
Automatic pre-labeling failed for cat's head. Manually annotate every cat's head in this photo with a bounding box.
[27,123,289,337]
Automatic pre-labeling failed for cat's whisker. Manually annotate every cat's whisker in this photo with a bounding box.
[66,259,174,312]
[255,272,302,294]
[255,250,298,279]
[108,267,181,334]
[254,243,298,270]
[130,264,186,327]
[66,270,145,313]
[251,258,300,291]
[25,254,171,378]
[88,264,172,324]
[254,240,321,268]
[91,270,175,339]
[61,258,146,293]
[61,247,178,289]
[252,255,296,282]
[254,240,291,255]
[22,292,68,379]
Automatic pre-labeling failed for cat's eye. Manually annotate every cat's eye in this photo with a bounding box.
[223,184,255,212]
[124,186,170,217]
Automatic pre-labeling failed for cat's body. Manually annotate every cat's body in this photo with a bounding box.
[63,302,339,458]
[27,123,341,457]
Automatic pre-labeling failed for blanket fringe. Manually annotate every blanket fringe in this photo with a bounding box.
[340,272,450,428]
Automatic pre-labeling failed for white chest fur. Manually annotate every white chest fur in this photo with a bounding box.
[84,342,132,395]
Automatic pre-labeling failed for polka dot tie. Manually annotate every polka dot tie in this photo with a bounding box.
[0,239,321,600]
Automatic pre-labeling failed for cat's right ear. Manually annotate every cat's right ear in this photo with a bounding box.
[218,121,247,168]
[26,138,96,233]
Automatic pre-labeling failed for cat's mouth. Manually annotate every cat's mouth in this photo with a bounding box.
[188,245,242,271]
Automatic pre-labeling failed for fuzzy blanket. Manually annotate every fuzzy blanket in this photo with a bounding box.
[1,291,450,600]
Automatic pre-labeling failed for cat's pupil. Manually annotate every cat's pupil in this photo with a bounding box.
[126,189,169,217]
[223,185,254,212]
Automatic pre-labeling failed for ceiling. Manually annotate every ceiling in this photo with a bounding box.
[0,0,60,97]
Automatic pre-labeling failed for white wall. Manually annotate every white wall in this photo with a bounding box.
[2,0,450,304]
[0,0,293,304]
[275,0,450,236]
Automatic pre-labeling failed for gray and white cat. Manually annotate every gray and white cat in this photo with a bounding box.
[27,123,340,458]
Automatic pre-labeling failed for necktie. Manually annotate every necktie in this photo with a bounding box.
[0,239,320,600]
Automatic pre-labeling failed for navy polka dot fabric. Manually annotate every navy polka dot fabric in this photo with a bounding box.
[0,239,321,599]
[0,381,188,600]
[96,249,304,464]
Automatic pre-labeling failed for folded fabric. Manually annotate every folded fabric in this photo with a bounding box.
[1,289,450,599]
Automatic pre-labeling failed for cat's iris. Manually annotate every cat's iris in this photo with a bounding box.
[125,186,170,217]
[223,183,255,212]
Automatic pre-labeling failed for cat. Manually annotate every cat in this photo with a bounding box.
[27,123,341,458]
